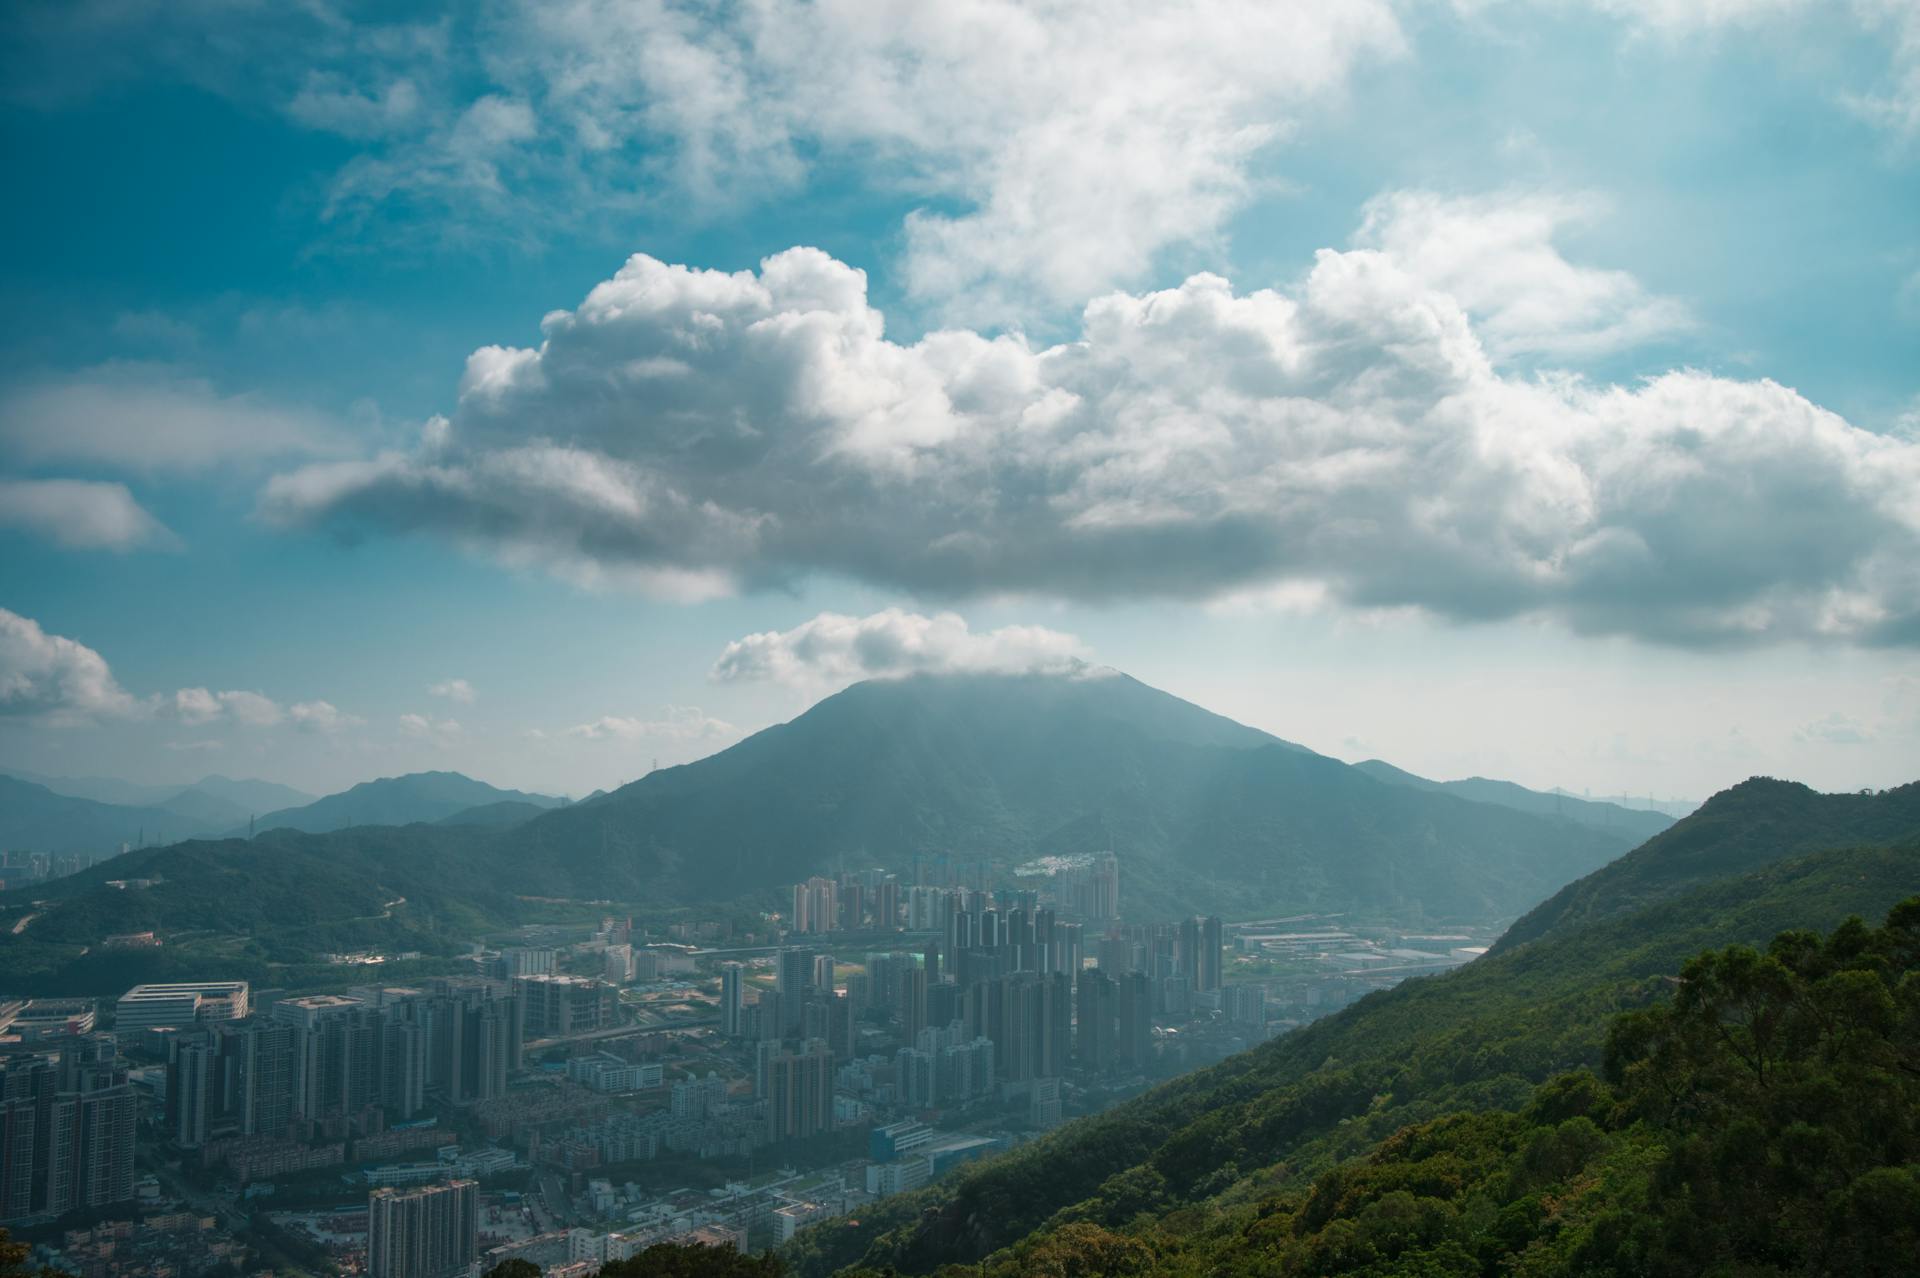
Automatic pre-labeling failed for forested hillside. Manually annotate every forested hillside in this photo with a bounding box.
[837,899,1919,1275]
[787,779,1920,1276]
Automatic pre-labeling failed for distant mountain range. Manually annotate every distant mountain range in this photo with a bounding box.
[0,767,559,857]
[247,771,565,835]
[7,768,314,815]
[11,671,1655,933]
[1352,759,1674,841]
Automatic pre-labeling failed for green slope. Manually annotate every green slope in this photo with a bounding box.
[789,780,1920,1276]
[1494,777,1920,952]
[0,825,527,995]
[855,898,1920,1277]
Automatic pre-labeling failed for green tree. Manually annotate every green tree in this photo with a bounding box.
[600,1242,782,1278]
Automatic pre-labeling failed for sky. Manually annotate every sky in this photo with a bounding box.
[1,0,1917,802]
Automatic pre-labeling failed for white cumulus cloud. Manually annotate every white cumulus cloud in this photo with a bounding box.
[398,712,462,742]
[0,607,139,722]
[170,687,284,727]
[713,609,1091,687]
[0,477,177,551]
[261,204,1920,648]
[1352,190,1692,360]
[428,678,475,703]
[290,700,360,733]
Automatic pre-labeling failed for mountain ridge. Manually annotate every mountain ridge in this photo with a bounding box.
[494,671,1638,918]
[247,770,566,835]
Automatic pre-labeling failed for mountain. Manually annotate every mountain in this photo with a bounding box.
[155,786,253,831]
[496,672,1642,919]
[1493,776,1920,952]
[249,771,565,835]
[2,768,185,808]
[1353,758,1673,841]
[0,774,219,855]
[792,779,1920,1277]
[3,769,315,814]
[0,824,523,995]
[433,799,552,828]
[187,773,315,813]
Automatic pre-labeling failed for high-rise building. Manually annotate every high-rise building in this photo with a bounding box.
[792,878,837,934]
[240,1019,298,1137]
[1176,917,1200,989]
[1075,969,1117,1075]
[777,948,815,1002]
[1199,916,1224,992]
[811,954,838,995]
[1226,983,1267,1029]
[764,1041,834,1142]
[367,1179,478,1278]
[513,975,616,1038]
[719,963,745,1037]
[1117,971,1151,1071]
[899,965,929,1044]
[0,1036,135,1224]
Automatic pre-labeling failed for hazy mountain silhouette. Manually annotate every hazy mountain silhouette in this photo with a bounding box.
[249,771,565,835]
[499,671,1640,919]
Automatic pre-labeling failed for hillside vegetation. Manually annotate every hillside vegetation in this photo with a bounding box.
[786,779,1920,1276]
[838,898,1920,1276]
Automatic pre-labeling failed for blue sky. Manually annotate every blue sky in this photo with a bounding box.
[1,0,1916,800]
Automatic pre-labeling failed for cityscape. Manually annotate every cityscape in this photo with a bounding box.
[2,846,1502,1278]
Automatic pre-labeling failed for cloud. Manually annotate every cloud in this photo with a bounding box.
[0,607,139,721]
[0,478,177,550]
[5,1,1404,318]
[290,699,359,733]
[0,364,344,472]
[170,687,284,727]
[1352,190,1691,360]
[1794,711,1873,746]
[566,707,736,741]
[398,712,462,742]
[0,609,360,735]
[713,609,1091,687]
[262,211,1920,648]
[428,678,475,703]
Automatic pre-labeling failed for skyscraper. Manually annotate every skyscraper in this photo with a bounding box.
[719,962,745,1037]
[764,1041,834,1142]
[0,1036,134,1224]
[1076,968,1116,1074]
[1117,971,1151,1071]
[1199,916,1224,992]
[777,947,814,1001]
[367,1180,478,1278]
